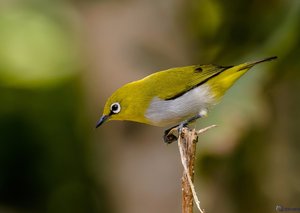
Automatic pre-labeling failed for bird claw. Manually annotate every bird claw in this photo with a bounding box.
[163,121,189,144]
[163,130,178,144]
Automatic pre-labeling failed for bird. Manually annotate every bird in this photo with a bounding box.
[96,56,277,143]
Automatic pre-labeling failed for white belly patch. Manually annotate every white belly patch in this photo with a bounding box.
[145,85,215,126]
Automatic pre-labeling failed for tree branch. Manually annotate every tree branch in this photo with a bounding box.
[176,125,216,213]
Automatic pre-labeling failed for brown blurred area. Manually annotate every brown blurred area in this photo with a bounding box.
[0,0,299,212]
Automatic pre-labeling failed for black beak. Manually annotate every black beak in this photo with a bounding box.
[96,115,109,128]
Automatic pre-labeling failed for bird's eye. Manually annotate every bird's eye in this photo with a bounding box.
[110,102,121,114]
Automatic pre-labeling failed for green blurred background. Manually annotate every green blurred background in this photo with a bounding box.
[0,0,299,212]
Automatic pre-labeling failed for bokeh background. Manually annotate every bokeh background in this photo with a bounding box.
[0,0,299,212]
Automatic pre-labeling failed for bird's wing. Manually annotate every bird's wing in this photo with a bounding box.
[145,64,232,100]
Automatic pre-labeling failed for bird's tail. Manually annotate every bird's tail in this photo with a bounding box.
[208,56,277,101]
[236,56,278,71]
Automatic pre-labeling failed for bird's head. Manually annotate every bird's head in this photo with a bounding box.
[96,82,149,128]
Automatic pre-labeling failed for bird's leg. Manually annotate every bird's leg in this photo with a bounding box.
[163,113,204,144]
[184,113,203,125]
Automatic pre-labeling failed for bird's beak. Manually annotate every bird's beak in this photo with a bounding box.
[96,115,109,128]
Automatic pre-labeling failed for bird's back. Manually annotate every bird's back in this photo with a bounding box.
[135,64,231,101]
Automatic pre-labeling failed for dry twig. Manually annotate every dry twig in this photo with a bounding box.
[176,125,216,213]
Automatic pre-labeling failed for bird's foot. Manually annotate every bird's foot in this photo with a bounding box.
[163,112,206,144]
[163,121,189,144]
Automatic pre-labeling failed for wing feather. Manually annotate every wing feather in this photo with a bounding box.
[140,64,232,100]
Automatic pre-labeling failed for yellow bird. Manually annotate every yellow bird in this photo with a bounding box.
[96,56,277,142]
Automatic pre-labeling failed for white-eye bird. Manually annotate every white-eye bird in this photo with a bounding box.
[96,56,277,142]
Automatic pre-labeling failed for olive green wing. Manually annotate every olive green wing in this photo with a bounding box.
[143,64,232,100]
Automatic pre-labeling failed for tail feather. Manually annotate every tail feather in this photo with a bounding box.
[238,56,278,71]
[208,56,277,100]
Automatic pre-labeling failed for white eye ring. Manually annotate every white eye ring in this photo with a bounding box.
[110,102,121,114]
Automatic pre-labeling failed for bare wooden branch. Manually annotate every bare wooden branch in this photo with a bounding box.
[178,125,216,213]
